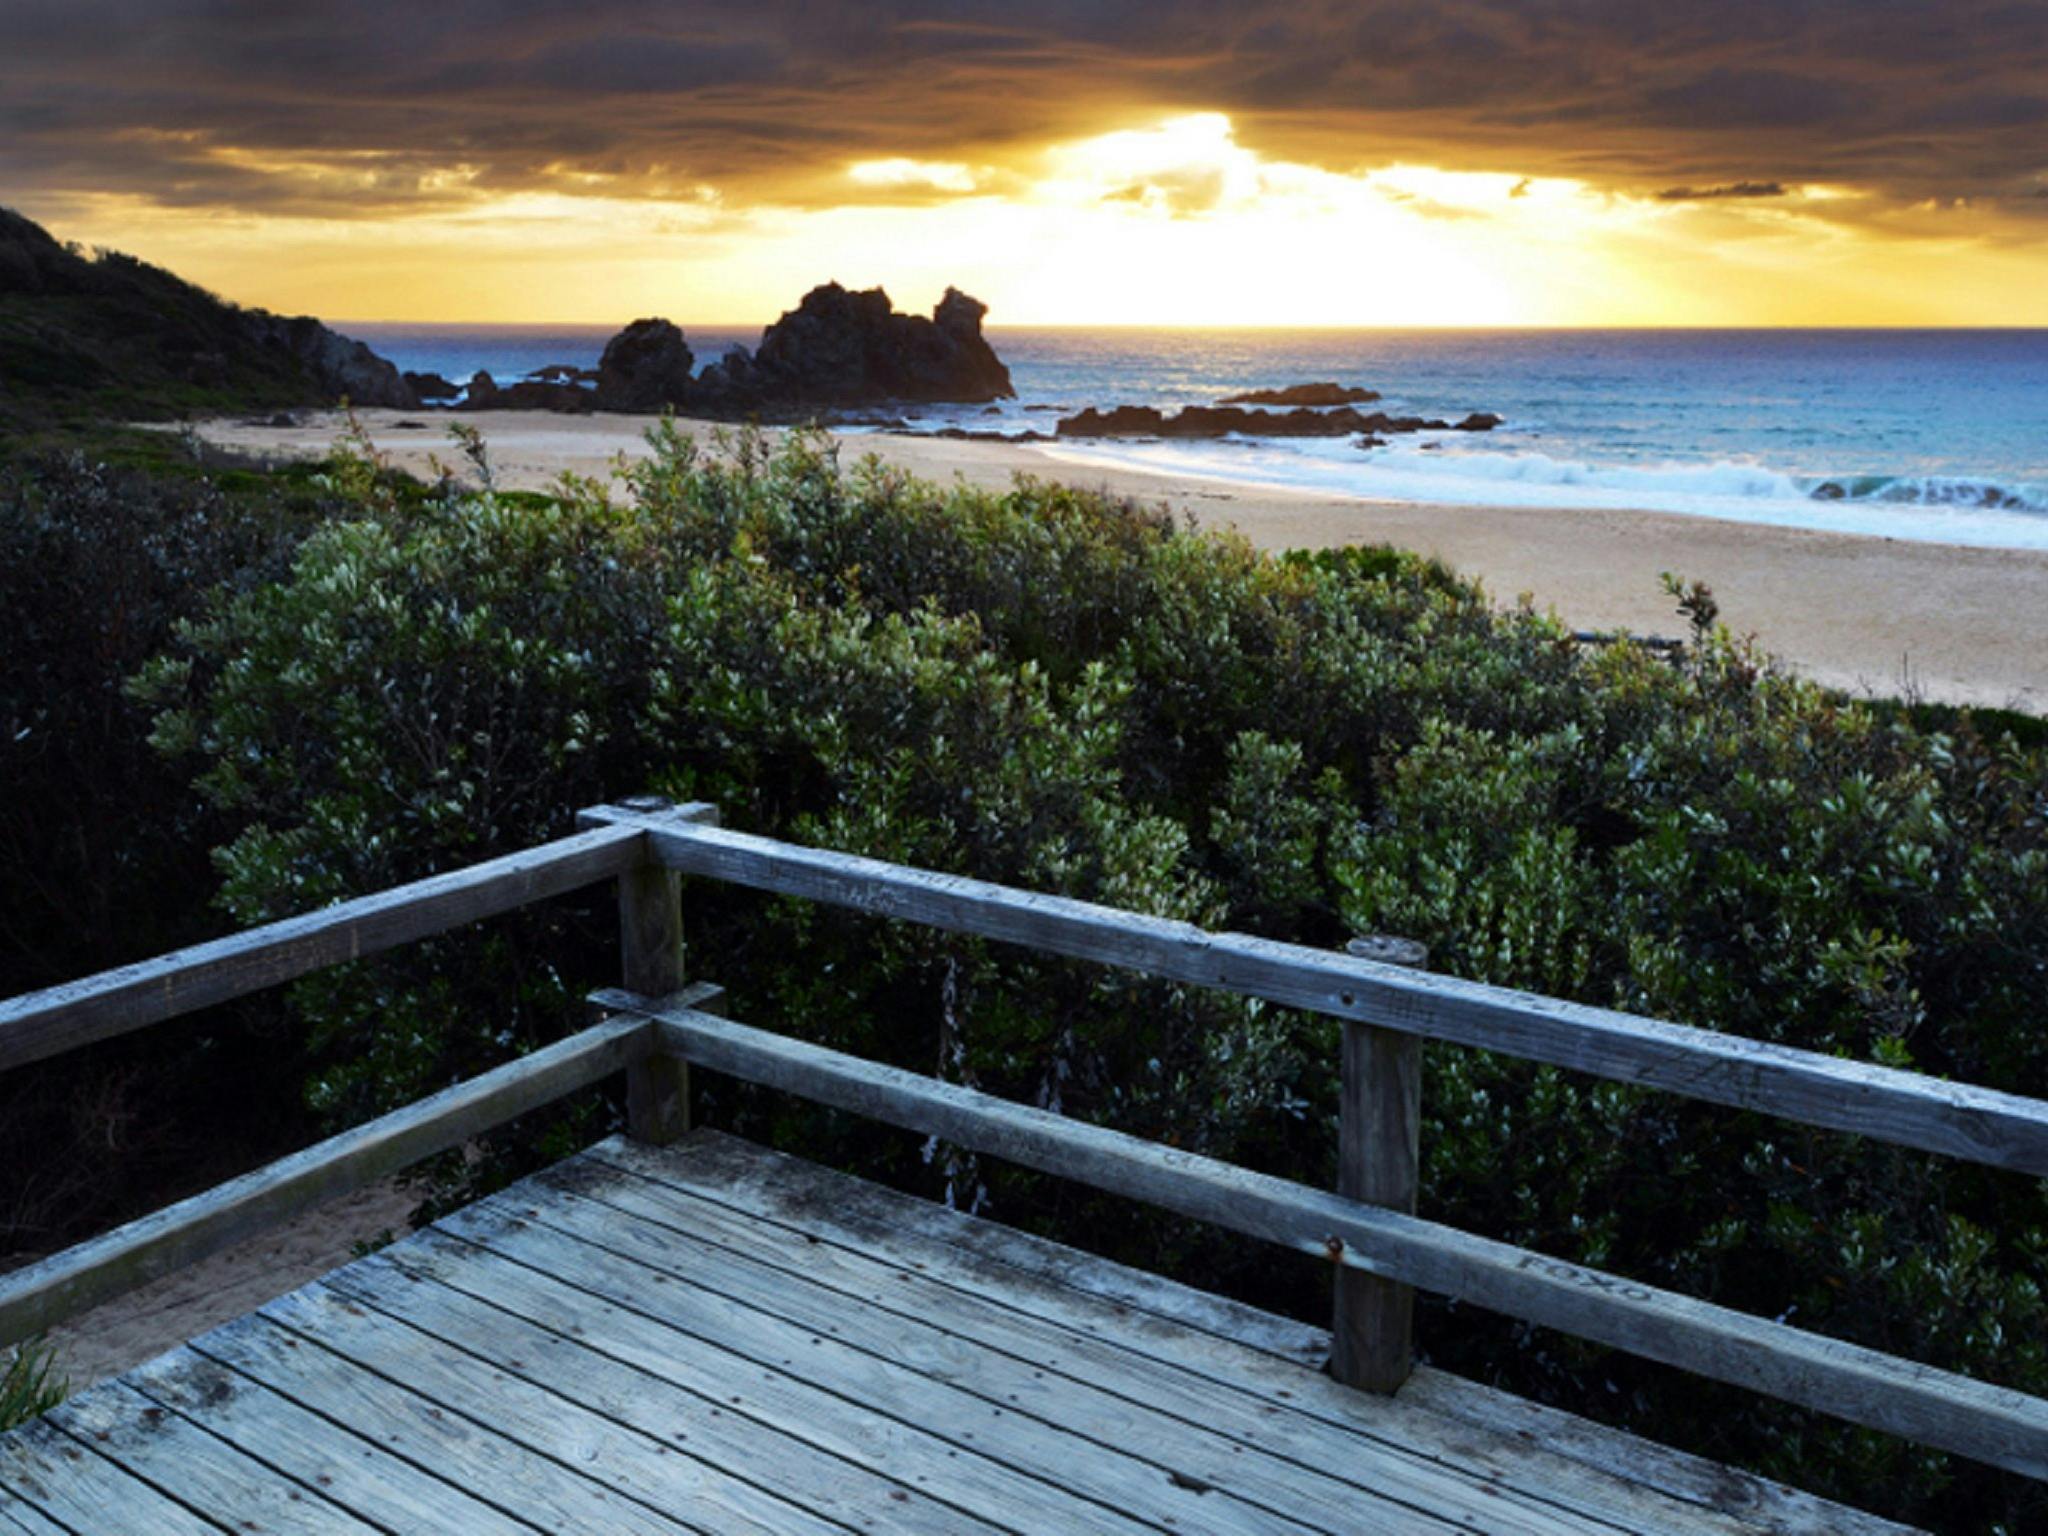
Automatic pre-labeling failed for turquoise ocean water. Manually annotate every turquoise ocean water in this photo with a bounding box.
[347,324,2048,550]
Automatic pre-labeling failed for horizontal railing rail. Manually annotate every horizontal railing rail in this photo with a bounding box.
[0,802,719,1349]
[0,988,714,1350]
[593,989,2048,1482]
[581,804,2048,1179]
[0,822,650,1074]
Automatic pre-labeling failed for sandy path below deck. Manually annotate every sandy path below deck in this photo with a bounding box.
[185,409,2048,712]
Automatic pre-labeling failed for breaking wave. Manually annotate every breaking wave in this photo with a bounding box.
[1036,435,2048,550]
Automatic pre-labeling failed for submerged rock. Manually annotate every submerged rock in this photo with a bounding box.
[1218,382,1381,406]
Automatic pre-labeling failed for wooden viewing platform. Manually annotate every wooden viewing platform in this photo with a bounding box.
[0,1130,1908,1535]
[3,799,2044,1531]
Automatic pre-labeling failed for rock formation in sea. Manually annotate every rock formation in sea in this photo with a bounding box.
[692,282,1013,408]
[1217,382,1382,406]
[451,283,1013,417]
[1056,404,1458,439]
[593,319,696,411]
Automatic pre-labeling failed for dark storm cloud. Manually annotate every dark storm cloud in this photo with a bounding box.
[3,0,2046,221]
[1655,182,1790,202]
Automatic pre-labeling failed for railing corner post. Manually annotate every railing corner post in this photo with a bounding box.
[1332,935,1427,1394]
[615,795,716,1144]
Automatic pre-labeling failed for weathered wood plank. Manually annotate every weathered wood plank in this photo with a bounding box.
[0,1417,223,1535]
[50,1378,383,1534]
[599,993,2048,1480]
[581,809,2048,1176]
[231,1298,727,1536]
[1394,1365,1921,1536]
[0,822,648,1072]
[545,1150,1635,1536]
[623,1131,1914,1536]
[123,1344,542,1536]
[0,1493,69,1536]
[323,1247,1028,1535]
[510,1176,1501,1536]
[434,1205,1326,1534]
[343,1233,1162,1536]
[647,1128,1334,1368]
[0,1007,691,1348]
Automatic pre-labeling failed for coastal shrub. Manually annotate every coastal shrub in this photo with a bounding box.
[134,424,2048,1532]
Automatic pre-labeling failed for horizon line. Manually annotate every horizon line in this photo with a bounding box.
[331,319,2048,334]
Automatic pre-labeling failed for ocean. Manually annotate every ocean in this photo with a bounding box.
[345,324,2048,551]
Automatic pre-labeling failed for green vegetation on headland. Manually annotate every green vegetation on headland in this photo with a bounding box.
[0,206,411,439]
[5,419,2047,1531]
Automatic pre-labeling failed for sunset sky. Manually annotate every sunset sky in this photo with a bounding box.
[6,1,2047,326]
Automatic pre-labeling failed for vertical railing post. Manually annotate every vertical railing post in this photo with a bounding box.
[1332,935,1428,1393]
[609,796,718,1145]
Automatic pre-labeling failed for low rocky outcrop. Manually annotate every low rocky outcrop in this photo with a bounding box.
[1218,382,1381,406]
[405,370,461,402]
[923,426,1052,444]
[1056,404,1457,439]
[594,319,695,411]
[1453,412,1503,431]
[240,315,416,408]
[461,377,590,412]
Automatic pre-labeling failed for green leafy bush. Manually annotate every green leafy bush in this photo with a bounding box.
[133,423,2048,1531]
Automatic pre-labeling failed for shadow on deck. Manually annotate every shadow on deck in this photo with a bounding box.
[1,1130,1909,1535]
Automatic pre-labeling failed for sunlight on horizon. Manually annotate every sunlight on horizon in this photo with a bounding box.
[32,112,2048,328]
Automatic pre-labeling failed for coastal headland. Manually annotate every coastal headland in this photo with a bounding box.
[187,406,2048,714]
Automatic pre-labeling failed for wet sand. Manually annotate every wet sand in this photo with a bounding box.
[184,408,2048,712]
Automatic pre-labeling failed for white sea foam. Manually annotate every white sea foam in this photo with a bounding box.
[1037,436,2048,551]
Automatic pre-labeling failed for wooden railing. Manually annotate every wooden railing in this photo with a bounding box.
[4,798,2047,1485]
[0,799,717,1346]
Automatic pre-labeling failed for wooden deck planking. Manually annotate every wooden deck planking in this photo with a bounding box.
[598,1131,1916,1536]
[247,1290,818,1536]
[122,1343,544,1536]
[585,1130,1908,1536]
[443,1198,1451,1535]
[0,1130,1921,1535]
[424,1211,1330,1534]
[334,1237,1174,1535]
[513,1162,1612,1536]
[0,1416,226,1535]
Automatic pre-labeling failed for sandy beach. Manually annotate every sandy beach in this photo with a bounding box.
[188,408,2048,713]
